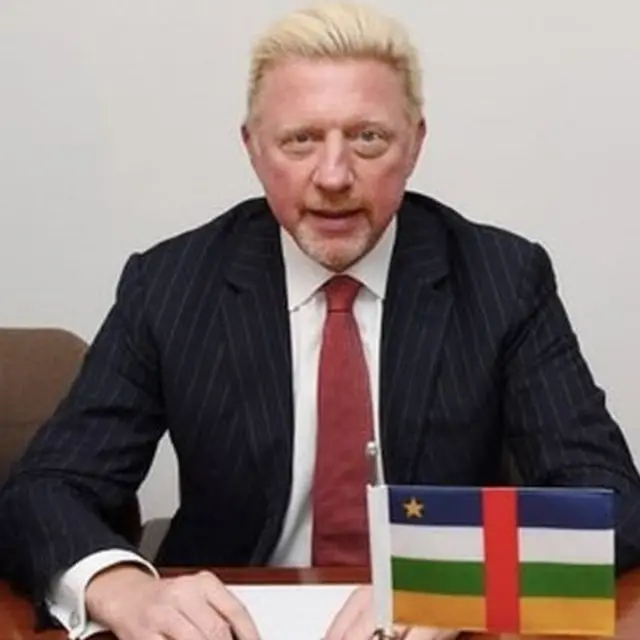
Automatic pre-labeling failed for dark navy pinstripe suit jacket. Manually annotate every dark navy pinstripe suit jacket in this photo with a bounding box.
[2,191,640,607]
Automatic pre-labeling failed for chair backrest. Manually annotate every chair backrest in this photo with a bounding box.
[0,327,142,544]
[0,327,88,475]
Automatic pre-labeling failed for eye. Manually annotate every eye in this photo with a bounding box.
[359,129,382,142]
[292,132,311,144]
[280,130,317,156]
[351,128,389,157]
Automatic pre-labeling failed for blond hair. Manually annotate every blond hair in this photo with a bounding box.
[246,2,424,123]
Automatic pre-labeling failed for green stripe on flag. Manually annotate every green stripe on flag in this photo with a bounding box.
[520,562,614,598]
[391,557,484,596]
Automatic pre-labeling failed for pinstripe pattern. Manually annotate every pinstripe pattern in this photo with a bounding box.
[1,191,640,611]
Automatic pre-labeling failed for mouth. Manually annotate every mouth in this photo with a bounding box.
[304,207,366,234]
[306,208,363,218]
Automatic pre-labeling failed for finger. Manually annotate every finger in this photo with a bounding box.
[324,586,371,640]
[394,625,412,640]
[343,606,375,640]
[155,607,207,640]
[404,626,452,640]
[198,572,261,640]
[172,589,234,640]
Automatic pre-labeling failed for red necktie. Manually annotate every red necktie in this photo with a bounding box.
[311,275,373,566]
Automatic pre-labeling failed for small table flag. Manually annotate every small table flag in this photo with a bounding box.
[367,484,616,637]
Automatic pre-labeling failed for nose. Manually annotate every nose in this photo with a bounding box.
[312,132,354,193]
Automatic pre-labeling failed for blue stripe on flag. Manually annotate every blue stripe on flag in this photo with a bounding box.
[517,487,614,529]
[387,485,482,526]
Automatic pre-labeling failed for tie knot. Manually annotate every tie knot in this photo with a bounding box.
[323,275,362,312]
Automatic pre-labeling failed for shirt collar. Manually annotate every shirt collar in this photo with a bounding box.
[280,216,397,311]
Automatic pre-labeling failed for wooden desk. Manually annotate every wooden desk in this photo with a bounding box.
[1,567,640,639]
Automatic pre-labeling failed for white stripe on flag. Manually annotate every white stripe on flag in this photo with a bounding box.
[390,523,485,562]
[518,527,614,565]
[367,485,393,632]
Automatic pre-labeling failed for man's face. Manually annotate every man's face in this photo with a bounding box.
[242,57,426,271]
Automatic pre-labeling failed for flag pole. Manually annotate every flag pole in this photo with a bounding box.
[366,441,394,640]
[366,440,379,485]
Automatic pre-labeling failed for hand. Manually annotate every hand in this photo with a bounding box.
[85,565,261,640]
[324,585,456,640]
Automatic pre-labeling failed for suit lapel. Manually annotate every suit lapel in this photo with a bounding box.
[222,203,294,562]
[380,198,453,483]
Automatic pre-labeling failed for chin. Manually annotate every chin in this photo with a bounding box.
[294,219,373,270]
[305,239,370,272]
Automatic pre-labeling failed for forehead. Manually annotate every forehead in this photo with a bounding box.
[253,57,409,128]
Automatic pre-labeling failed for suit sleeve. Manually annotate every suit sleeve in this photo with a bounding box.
[0,253,166,607]
[502,242,640,574]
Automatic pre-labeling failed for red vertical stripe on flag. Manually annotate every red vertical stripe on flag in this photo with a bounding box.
[482,488,520,633]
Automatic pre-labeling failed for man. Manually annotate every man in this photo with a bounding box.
[1,2,640,640]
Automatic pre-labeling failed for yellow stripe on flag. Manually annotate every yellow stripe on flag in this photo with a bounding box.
[393,591,486,630]
[520,597,615,636]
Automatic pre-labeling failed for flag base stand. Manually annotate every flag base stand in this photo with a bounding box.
[372,627,401,640]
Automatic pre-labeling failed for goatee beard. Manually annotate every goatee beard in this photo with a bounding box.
[294,221,371,272]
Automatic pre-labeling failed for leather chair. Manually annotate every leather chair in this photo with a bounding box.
[0,327,142,546]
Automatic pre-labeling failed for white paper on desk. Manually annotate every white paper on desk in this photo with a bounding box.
[229,583,356,640]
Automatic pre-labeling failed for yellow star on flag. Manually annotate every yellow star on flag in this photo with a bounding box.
[403,496,424,519]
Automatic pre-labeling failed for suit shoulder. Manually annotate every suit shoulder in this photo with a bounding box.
[405,190,543,269]
[111,196,272,304]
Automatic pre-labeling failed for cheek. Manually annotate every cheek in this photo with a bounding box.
[256,155,310,223]
[359,161,408,220]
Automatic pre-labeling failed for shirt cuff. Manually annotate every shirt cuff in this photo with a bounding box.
[46,549,158,639]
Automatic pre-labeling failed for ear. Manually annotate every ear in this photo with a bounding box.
[241,121,251,150]
[241,121,260,171]
[407,116,427,175]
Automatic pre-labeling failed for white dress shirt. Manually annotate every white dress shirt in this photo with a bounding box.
[269,217,395,565]
[47,217,455,640]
